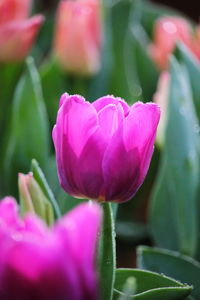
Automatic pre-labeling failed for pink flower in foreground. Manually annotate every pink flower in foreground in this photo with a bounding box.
[54,0,102,75]
[53,93,160,203]
[0,197,101,300]
[0,0,44,62]
[153,72,170,147]
[149,17,199,70]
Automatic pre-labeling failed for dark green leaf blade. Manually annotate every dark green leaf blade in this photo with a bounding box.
[137,246,200,299]
[149,57,200,257]
[4,57,50,195]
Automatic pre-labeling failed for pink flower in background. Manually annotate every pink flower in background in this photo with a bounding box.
[192,25,200,61]
[0,197,101,300]
[53,93,160,203]
[54,0,102,75]
[149,17,199,70]
[0,0,44,62]
[153,71,170,147]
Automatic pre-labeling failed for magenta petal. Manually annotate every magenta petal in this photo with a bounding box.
[0,200,101,300]
[59,92,69,107]
[2,239,80,300]
[123,102,160,152]
[98,104,122,139]
[93,95,130,116]
[102,129,141,202]
[55,202,102,300]
[123,102,160,184]
[0,197,21,229]
[53,94,99,197]
[102,102,160,202]
[76,127,106,199]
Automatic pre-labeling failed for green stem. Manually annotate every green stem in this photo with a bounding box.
[99,202,116,300]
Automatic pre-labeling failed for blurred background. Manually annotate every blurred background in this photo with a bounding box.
[1,0,200,274]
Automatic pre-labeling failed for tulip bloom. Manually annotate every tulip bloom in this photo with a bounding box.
[0,0,44,62]
[0,197,101,300]
[54,0,102,75]
[149,17,199,70]
[53,93,160,203]
[153,72,170,147]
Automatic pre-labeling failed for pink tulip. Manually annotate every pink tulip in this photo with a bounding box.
[53,93,160,203]
[192,26,200,61]
[153,71,170,147]
[149,17,197,70]
[0,197,101,300]
[54,0,102,75]
[0,0,44,62]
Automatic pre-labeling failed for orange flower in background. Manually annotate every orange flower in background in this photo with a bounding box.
[149,17,200,70]
[0,0,44,63]
[54,0,102,76]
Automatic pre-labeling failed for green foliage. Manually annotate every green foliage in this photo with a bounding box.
[137,246,200,299]
[31,159,61,219]
[113,268,192,300]
[149,58,200,257]
[3,57,50,196]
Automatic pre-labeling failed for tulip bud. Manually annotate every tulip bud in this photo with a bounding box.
[153,72,170,148]
[54,0,102,76]
[53,93,160,203]
[0,0,44,63]
[18,173,54,226]
[149,17,194,70]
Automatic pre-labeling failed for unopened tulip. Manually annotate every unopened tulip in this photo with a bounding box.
[0,197,101,300]
[53,93,160,203]
[153,72,170,147]
[54,0,102,75]
[0,0,44,62]
[18,172,54,226]
[149,17,196,70]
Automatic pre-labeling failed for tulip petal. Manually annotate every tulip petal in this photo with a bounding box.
[98,104,121,139]
[55,202,101,300]
[93,95,130,116]
[123,102,160,182]
[54,0,101,75]
[102,128,141,202]
[0,15,44,62]
[0,0,32,24]
[53,94,99,197]
[77,127,106,199]
[2,239,80,300]
[102,102,160,202]
[0,197,21,229]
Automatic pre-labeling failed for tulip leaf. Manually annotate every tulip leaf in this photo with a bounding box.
[137,246,200,299]
[113,268,193,300]
[31,159,61,219]
[99,202,116,300]
[109,0,136,102]
[116,276,137,300]
[86,0,113,101]
[127,22,159,101]
[3,57,50,196]
[40,57,65,125]
[0,63,23,196]
[149,57,200,257]
[175,43,200,121]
